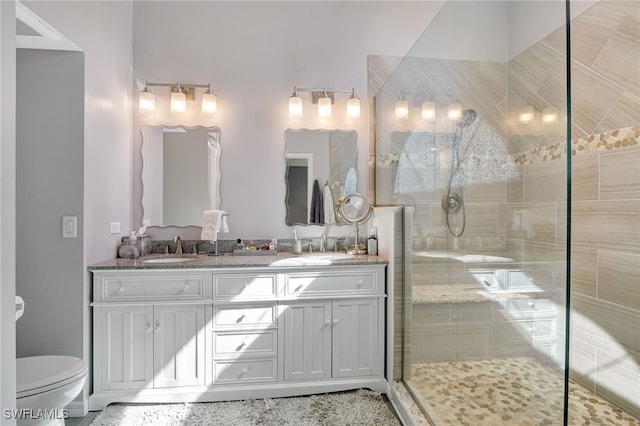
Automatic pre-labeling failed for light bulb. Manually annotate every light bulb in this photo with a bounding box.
[542,107,557,125]
[289,88,302,117]
[202,88,217,115]
[421,101,435,121]
[318,94,332,119]
[347,90,360,119]
[170,85,187,114]
[518,105,535,124]
[138,84,155,113]
[448,103,462,121]
[395,98,409,121]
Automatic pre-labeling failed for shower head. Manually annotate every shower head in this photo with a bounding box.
[457,109,477,128]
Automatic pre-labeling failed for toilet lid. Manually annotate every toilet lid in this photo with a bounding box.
[17,355,87,398]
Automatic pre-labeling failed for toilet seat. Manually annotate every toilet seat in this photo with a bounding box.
[17,356,87,399]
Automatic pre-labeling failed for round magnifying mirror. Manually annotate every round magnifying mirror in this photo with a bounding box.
[336,193,373,254]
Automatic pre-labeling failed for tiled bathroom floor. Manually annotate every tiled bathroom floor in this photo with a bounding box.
[406,357,640,425]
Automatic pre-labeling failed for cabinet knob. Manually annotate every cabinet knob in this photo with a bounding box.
[332,319,339,326]
[236,314,245,323]
[357,280,364,287]
[146,324,152,333]
[116,286,124,293]
[324,320,331,327]
[240,368,248,376]
[528,301,536,308]
[181,284,189,292]
[154,324,160,332]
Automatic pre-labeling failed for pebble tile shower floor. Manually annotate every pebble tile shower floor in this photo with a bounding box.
[406,357,640,425]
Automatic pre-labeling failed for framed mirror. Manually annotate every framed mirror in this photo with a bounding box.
[284,129,357,226]
[141,125,221,227]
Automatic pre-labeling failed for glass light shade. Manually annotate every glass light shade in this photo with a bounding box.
[542,107,558,125]
[318,96,332,119]
[518,105,535,124]
[202,91,217,115]
[421,101,435,121]
[289,95,303,117]
[170,89,187,114]
[347,96,360,119]
[448,103,462,121]
[395,99,409,121]
[139,89,155,113]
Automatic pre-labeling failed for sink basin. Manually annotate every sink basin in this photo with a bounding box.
[296,253,354,260]
[142,257,195,264]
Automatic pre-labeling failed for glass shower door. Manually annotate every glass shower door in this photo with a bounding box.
[373,1,571,424]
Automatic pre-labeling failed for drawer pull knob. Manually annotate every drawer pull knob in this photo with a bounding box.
[333,319,339,326]
[236,314,246,323]
[357,280,364,287]
[116,286,124,293]
[528,302,536,308]
[154,324,160,332]
[240,368,248,375]
[236,342,246,351]
[180,284,189,293]
[146,324,152,333]
[324,320,331,327]
[295,284,304,292]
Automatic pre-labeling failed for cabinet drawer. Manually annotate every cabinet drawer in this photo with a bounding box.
[286,271,377,297]
[213,274,277,300]
[212,358,277,384]
[100,274,206,302]
[213,330,277,356]
[213,304,277,328]
[506,298,555,316]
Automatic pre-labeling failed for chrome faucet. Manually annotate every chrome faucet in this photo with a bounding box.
[174,236,183,255]
[320,234,327,253]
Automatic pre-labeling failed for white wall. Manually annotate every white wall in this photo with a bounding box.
[0,1,17,420]
[132,1,444,240]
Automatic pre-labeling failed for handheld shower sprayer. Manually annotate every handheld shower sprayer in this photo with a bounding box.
[444,108,477,238]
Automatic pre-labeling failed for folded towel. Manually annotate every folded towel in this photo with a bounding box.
[201,210,229,241]
[323,184,335,225]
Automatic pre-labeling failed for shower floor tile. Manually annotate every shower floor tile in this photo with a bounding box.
[406,357,640,425]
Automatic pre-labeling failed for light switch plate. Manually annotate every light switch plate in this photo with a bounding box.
[110,222,121,234]
[62,216,77,238]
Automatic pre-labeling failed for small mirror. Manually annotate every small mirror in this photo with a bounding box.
[336,193,373,254]
[141,125,221,227]
[284,129,357,226]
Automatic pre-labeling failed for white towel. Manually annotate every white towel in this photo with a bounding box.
[323,184,335,225]
[200,210,229,241]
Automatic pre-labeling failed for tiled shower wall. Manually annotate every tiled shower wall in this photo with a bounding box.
[369,0,639,415]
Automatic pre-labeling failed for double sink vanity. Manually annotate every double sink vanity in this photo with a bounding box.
[88,252,388,410]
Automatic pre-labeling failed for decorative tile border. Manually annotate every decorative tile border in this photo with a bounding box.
[515,125,640,165]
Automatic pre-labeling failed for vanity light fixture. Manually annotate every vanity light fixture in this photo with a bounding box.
[347,89,361,119]
[288,86,360,119]
[317,90,332,119]
[542,107,558,125]
[421,101,436,121]
[395,95,409,121]
[139,82,156,113]
[518,105,535,124]
[447,102,462,121]
[288,87,303,117]
[139,81,218,115]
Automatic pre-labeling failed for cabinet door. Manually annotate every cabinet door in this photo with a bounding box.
[284,301,331,380]
[153,304,206,388]
[100,305,154,390]
[332,298,377,378]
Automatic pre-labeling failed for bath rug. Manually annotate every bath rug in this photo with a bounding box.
[90,389,401,425]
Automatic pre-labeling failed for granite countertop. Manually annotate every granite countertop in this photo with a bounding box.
[412,284,555,304]
[89,252,388,270]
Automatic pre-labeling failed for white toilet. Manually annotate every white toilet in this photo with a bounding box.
[15,297,88,426]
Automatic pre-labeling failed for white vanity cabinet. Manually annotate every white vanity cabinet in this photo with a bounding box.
[92,271,208,394]
[90,262,386,410]
[283,269,382,381]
